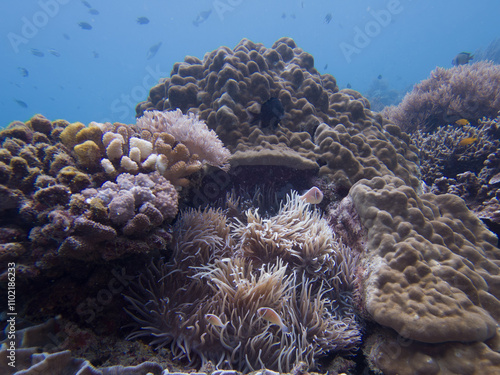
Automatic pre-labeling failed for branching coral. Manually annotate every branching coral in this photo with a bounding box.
[125,192,362,372]
[383,61,500,132]
[411,120,499,186]
[410,116,500,224]
[56,110,230,188]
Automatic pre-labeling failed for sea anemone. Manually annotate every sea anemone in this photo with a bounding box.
[124,192,362,372]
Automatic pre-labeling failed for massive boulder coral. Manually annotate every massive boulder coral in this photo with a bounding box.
[350,176,500,354]
[351,175,500,342]
[136,37,420,192]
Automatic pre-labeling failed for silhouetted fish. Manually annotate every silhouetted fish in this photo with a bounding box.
[324,13,332,24]
[81,0,92,8]
[89,8,99,15]
[346,83,352,88]
[92,50,99,58]
[260,97,284,128]
[78,22,92,30]
[14,99,28,108]
[31,48,44,57]
[281,12,286,19]
[324,63,328,70]
[377,74,382,79]
[49,49,60,57]
[62,33,70,40]
[147,42,162,60]
[452,52,473,66]
[193,9,212,26]
[137,16,149,25]
[18,67,29,77]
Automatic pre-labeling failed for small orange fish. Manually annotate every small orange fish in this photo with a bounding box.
[458,137,477,146]
[257,307,289,332]
[299,186,324,204]
[205,314,226,327]
[455,119,470,126]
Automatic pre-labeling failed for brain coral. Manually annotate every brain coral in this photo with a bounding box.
[350,175,500,344]
[136,37,420,192]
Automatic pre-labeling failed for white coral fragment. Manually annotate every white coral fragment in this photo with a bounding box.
[129,137,153,161]
[101,158,116,174]
[121,156,139,172]
[129,147,142,164]
[106,138,124,160]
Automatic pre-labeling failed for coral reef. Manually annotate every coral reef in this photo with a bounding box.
[0,348,163,375]
[125,192,362,373]
[136,37,420,192]
[410,115,500,229]
[383,61,500,132]
[364,327,500,375]
[0,108,232,288]
[3,37,500,375]
[136,109,231,172]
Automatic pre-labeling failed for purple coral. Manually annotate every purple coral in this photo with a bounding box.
[83,171,179,226]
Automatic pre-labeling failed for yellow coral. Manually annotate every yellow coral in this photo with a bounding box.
[59,122,85,149]
[73,140,101,169]
[56,166,91,193]
[75,124,103,149]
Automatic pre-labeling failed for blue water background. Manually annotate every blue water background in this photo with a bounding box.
[1,0,499,127]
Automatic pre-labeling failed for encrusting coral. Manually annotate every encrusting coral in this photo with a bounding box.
[125,192,362,373]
